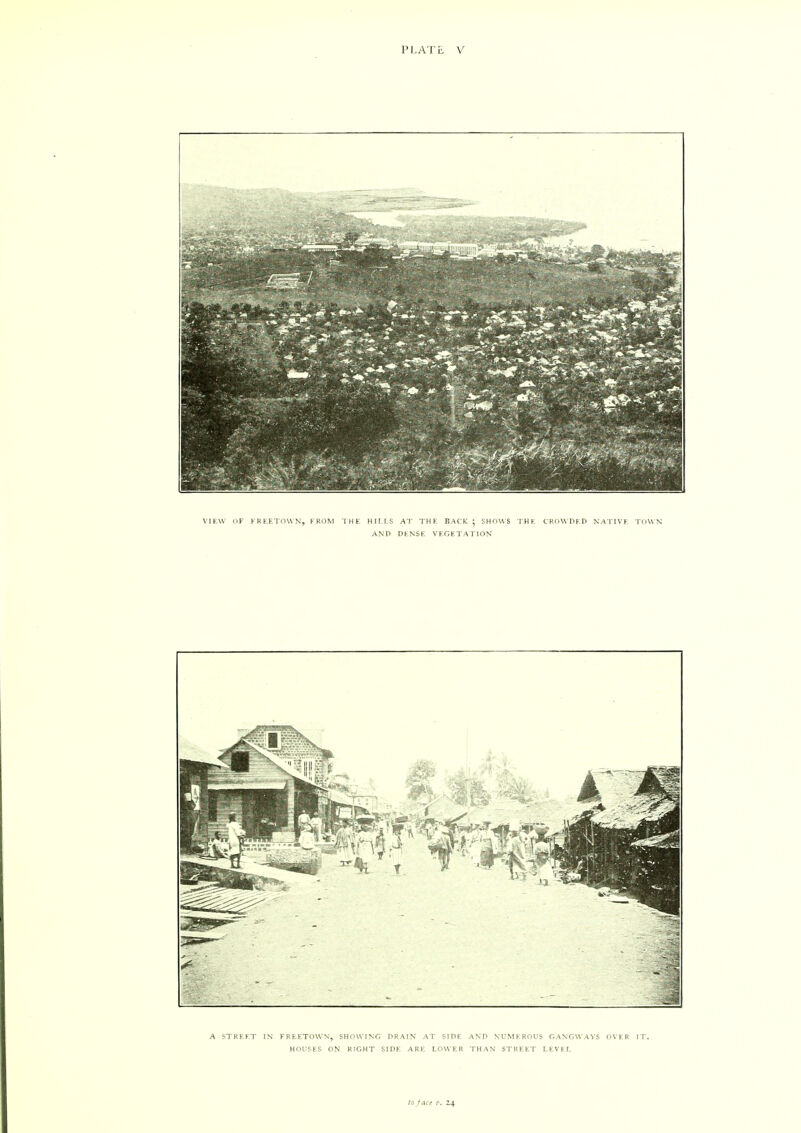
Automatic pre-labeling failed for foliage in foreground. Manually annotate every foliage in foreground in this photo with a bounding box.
[181,288,682,492]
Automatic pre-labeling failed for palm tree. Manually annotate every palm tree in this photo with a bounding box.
[479,749,498,799]
[494,753,520,800]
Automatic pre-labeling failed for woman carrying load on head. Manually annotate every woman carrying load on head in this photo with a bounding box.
[479,822,498,869]
[507,827,530,881]
[335,820,354,866]
[534,836,554,885]
[355,824,375,874]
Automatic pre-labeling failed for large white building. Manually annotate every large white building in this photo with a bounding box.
[446,243,480,258]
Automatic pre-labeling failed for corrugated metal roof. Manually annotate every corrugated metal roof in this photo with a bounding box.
[179,735,225,767]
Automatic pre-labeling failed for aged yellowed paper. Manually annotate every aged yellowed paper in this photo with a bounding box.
[1,2,797,1131]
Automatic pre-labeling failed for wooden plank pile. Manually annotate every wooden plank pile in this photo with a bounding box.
[180,882,270,916]
[180,881,280,973]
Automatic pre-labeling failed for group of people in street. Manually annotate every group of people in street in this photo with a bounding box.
[207,811,554,886]
[335,819,406,875]
[425,821,555,883]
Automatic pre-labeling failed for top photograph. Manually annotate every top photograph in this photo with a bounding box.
[180,133,683,493]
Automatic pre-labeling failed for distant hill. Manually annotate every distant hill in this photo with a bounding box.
[181,183,360,234]
[180,183,585,244]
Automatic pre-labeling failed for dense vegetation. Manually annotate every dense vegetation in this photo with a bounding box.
[181,260,682,491]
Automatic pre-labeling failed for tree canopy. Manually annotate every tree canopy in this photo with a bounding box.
[405,759,437,801]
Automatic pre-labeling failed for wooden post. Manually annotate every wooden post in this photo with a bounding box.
[286,778,295,837]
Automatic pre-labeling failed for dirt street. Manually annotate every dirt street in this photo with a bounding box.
[181,837,680,1007]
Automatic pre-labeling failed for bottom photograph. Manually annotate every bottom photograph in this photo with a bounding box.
[177,650,681,1008]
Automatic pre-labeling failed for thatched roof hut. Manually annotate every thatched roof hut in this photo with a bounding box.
[592,765,680,832]
[576,768,647,809]
[421,795,468,824]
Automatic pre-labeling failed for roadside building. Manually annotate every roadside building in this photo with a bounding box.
[328,788,368,825]
[631,828,680,913]
[418,794,468,827]
[207,725,333,843]
[561,768,645,883]
[352,789,393,820]
[590,765,681,888]
[179,735,226,851]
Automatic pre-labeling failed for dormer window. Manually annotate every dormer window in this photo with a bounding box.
[266,731,280,749]
[231,751,249,772]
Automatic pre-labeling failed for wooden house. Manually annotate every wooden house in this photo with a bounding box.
[590,765,680,888]
[561,768,646,883]
[207,725,334,843]
[179,735,226,851]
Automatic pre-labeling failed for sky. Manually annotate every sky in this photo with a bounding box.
[178,651,681,800]
[180,133,682,250]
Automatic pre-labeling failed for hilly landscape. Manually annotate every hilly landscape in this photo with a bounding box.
[180,183,583,242]
[181,183,361,234]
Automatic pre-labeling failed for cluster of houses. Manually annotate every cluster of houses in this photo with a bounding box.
[558,766,680,913]
[179,730,679,914]
[179,723,393,852]
[408,765,681,914]
[295,238,535,262]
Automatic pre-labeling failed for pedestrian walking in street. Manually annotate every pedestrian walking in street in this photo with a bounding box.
[226,813,246,870]
[534,837,554,885]
[355,825,375,874]
[480,822,498,869]
[469,826,482,867]
[391,825,404,875]
[375,827,385,860]
[438,824,453,871]
[507,828,529,881]
[523,827,536,871]
[335,821,354,866]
